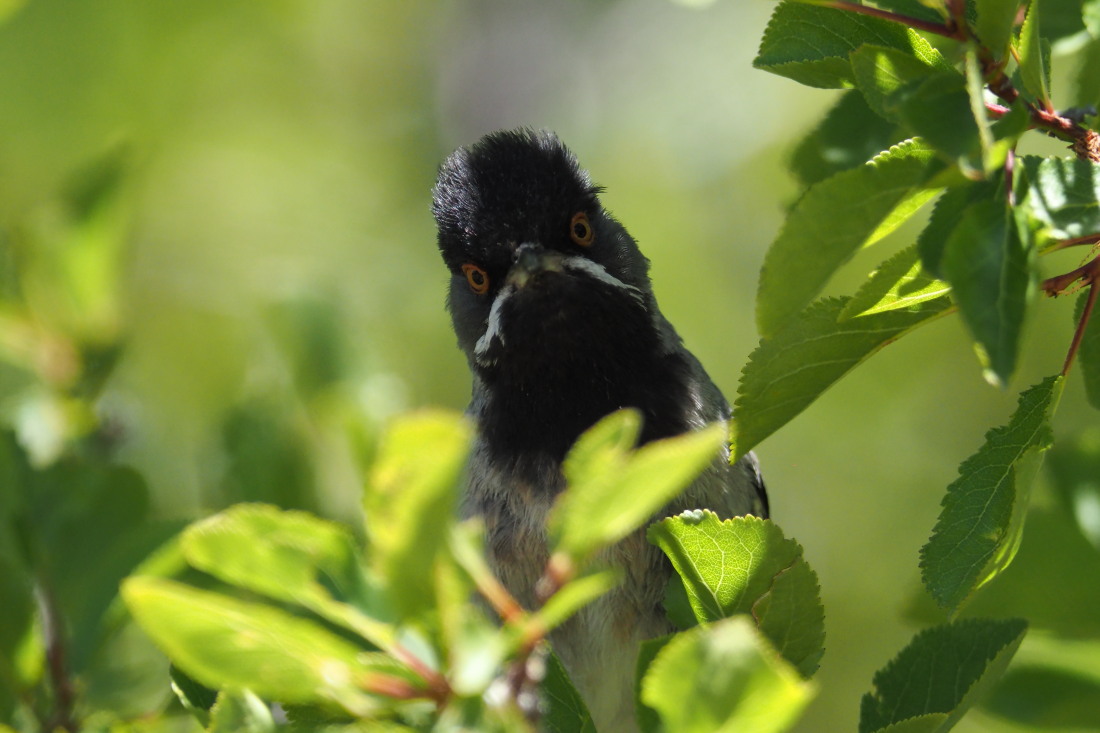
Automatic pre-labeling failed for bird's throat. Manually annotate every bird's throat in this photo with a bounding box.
[473,289,694,488]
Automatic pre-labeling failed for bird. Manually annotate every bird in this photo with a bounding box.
[432,128,768,732]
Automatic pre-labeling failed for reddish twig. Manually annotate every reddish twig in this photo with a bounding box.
[362,672,440,702]
[1047,234,1100,253]
[816,0,957,37]
[821,0,1100,162]
[1063,278,1098,376]
[1041,255,1100,376]
[388,645,452,704]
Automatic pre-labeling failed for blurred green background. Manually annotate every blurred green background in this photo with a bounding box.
[2,0,1098,730]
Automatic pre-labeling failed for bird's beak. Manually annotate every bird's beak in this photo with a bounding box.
[508,243,564,289]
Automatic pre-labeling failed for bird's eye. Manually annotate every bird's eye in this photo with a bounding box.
[461,263,490,295]
[570,212,594,247]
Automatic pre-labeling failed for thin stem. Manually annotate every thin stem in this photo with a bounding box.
[1063,278,1098,376]
[817,0,956,37]
[822,0,1100,162]
[1042,256,1100,297]
[36,585,77,733]
[1046,234,1100,253]
[389,645,452,703]
[362,672,438,702]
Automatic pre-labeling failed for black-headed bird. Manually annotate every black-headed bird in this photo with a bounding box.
[432,128,768,732]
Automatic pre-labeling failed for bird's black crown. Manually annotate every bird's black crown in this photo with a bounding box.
[433,129,603,273]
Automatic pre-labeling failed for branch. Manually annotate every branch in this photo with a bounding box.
[1041,254,1100,375]
[1063,278,1098,377]
[814,1,957,38]
[36,585,77,733]
[820,0,1100,162]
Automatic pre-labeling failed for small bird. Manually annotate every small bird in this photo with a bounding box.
[432,128,767,732]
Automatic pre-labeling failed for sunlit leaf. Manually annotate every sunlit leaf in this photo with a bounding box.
[364,410,472,620]
[840,245,951,319]
[859,618,1027,733]
[733,296,951,461]
[648,512,824,678]
[849,44,948,120]
[920,376,1063,612]
[207,690,275,733]
[179,503,395,649]
[640,616,813,733]
[122,577,396,715]
[754,1,914,89]
[757,139,942,337]
[550,411,725,562]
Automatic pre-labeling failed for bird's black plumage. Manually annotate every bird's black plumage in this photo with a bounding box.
[433,128,767,732]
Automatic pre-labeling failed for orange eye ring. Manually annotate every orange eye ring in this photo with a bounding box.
[570,211,595,247]
[461,263,490,295]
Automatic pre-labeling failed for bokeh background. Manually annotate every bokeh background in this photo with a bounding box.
[2,0,1098,730]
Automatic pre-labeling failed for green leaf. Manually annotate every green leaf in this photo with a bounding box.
[1076,290,1100,410]
[543,652,597,733]
[122,577,391,715]
[940,195,1035,386]
[917,181,998,277]
[840,245,951,319]
[364,410,472,619]
[179,503,396,651]
[182,504,365,607]
[647,512,824,678]
[849,44,949,120]
[533,568,622,635]
[640,616,813,733]
[920,376,1063,612]
[975,0,1022,59]
[550,412,725,562]
[754,1,914,89]
[894,73,983,174]
[965,46,1019,175]
[789,91,900,190]
[1017,156,1100,243]
[1085,0,1100,37]
[733,296,951,461]
[859,618,1028,733]
[906,507,1100,636]
[207,690,275,733]
[757,139,942,337]
[170,664,218,723]
[1016,0,1050,104]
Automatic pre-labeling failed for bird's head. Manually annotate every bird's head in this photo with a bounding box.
[432,129,658,376]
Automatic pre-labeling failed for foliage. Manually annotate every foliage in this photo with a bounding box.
[741,0,1100,730]
[121,411,825,731]
[3,0,1100,731]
